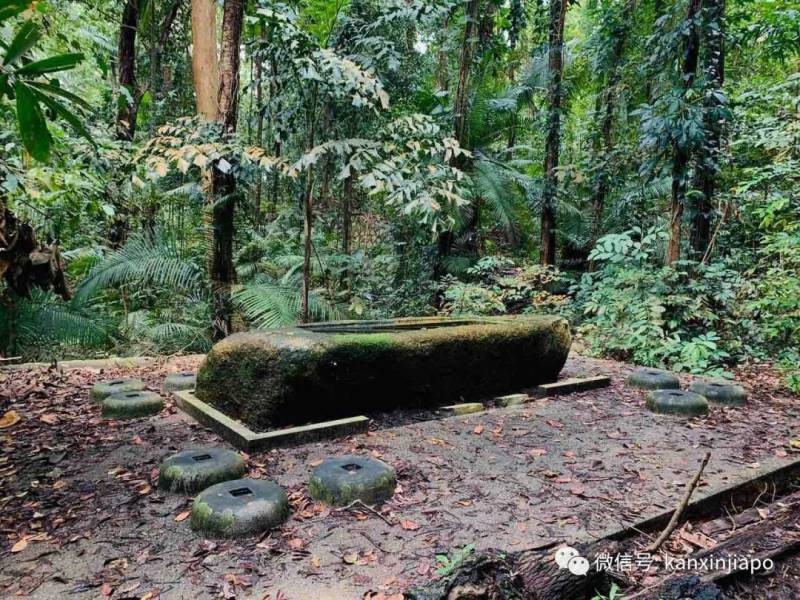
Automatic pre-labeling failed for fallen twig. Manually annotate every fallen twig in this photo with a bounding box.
[646,451,711,553]
[335,499,395,526]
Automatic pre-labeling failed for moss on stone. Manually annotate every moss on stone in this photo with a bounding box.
[158,447,247,494]
[102,391,164,419]
[190,478,290,538]
[308,456,397,506]
[628,368,681,390]
[196,316,571,430]
[90,378,145,402]
[646,390,709,417]
[163,372,197,392]
[689,381,747,406]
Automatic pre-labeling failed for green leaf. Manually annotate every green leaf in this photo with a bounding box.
[14,81,50,161]
[3,20,40,65]
[26,81,92,111]
[30,88,95,147]
[0,0,31,25]
[15,52,84,75]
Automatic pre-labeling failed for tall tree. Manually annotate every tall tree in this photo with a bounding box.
[540,0,569,266]
[191,0,220,120]
[208,0,245,339]
[665,0,703,265]
[691,0,725,257]
[588,0,634,261]
[434,0,479,279]
[116,0,140,140]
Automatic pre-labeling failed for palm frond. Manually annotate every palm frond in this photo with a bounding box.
[13,290,110,349]
[232,279,338,328]
[76,234,203,301]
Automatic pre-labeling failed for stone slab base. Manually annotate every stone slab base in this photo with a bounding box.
[534,375,611,397]
[173,390,369,452]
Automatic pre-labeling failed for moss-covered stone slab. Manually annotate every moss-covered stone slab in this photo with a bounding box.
[441,402,485,416]
[191,478,289,538]
[102,390,164,419]
[163,372,197,392]
[90,378,145,402]
[495,393,530,407]
[689,381,747,406]
[309,455,396,506]
[628,368,681,390]
[196,316,571,430]
[158,447,247,494]
[646,390,709,416]
[534,375,611,396]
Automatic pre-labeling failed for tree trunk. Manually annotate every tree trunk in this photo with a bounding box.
[205,0,245,340]
[116,0,139,141]
[301,84,320,324]
[453,0,479,153]
[253,26,266,226]
[191,0,220,121]
[540,0,568,266]
[665,0,703,265]
[434,0,479,280]
[589,4,633,264]
[690,0,725,257]
[218,0,245,134]
[406,541,618,600]
[151,0,183,105]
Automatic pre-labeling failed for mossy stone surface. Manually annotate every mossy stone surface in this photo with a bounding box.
[158,447,246,494]
[102,390,164,419]
[689,381,747,406]
[90,378,145,402]
[628,368,681,390]
[646,390,709,416]
[442,402,484,416]
[163,372,197,392]
[195,315,571,430]
[309,455,397,506]
[191,478,289,538]
[495,394,529,407]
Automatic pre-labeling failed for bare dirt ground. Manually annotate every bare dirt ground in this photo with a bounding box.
[1,353,799,599]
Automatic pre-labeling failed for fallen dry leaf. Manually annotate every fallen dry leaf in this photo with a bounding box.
[473,425,484,435]
[0,410,21,428]
[39,413,58,424]
[400,519,420,531]
[11,538,27,553]
[175,511,191,522]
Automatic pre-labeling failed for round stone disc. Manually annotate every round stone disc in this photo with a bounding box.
[689,381,747,406]
[163,372,197,392]
[646,389,709,416]
[90,378,145,402]
[159,447,247,494]
[628,368,681,390]
[309,455,397,506]
[102,390,164,419]
[191,478,289,538]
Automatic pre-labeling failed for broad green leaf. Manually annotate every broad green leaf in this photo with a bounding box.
[3,20,40,65]
[27,81,92,111]
[0,0,31,25]
[14,81,50,161]
[15,52,84,75]
[30,88,95,147]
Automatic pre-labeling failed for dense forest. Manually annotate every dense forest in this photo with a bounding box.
[0,0,798,386]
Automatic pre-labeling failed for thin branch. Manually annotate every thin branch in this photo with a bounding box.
[646,451,711,553]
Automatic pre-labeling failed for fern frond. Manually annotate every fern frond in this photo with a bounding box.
[76,234,203,300]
